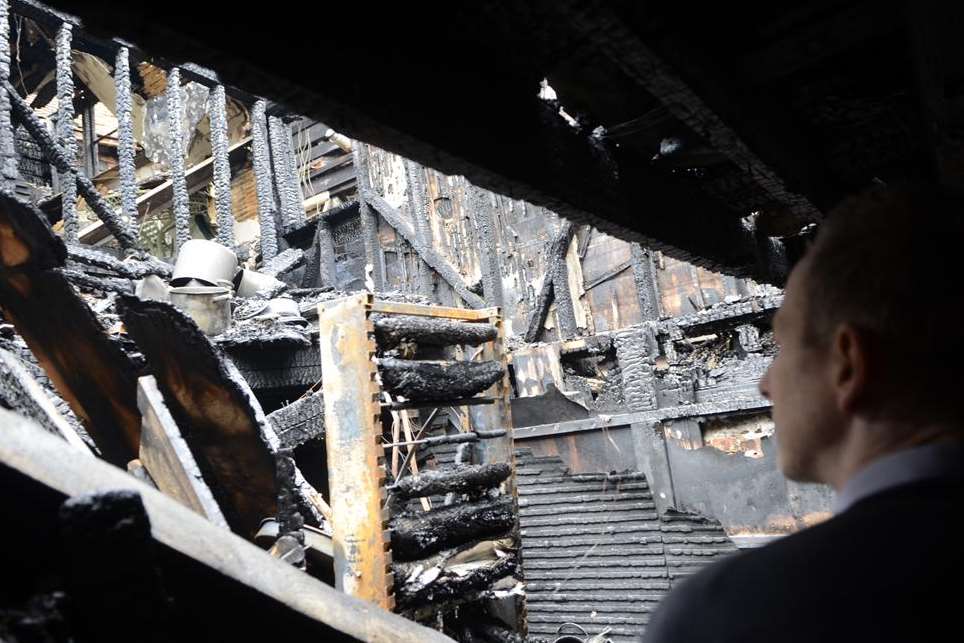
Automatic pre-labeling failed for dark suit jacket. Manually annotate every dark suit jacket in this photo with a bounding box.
[642,478,964,643]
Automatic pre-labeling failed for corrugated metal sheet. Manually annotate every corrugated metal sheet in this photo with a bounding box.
[516,448,736,642]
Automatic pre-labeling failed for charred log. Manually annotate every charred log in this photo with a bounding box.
[373,315,497,348]
[60,268,133,295]
[391,496,514,560]
[389,463,510,500]
[66,245,172,280]
[378,358,503,401]
[393,554,517,610]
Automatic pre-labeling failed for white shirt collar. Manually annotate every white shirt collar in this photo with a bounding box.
[833,439,964,514]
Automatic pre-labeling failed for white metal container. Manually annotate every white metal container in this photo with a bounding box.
[171,239,238,287]
[169,285,233,336]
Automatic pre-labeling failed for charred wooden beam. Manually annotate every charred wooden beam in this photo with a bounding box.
[266,390,325,450]
[0,191,141,465]
[0,1,17,190]
[524,221,575,343]
[378,357,504,402]
[166,67,191,253]
[373,314,497,348]
[630,243,661,321]
[209,84,234,245]
[405,159,435,297]
[114,46,138,239]
[251,99,278,260]
[353,144,384,289]
[908,0,953,189]
[55,22,78,242]
[469,184,504,308]
[269,116,305,230]
[66,244,171,279]
[60,267,132,294]
[389,463,511,500]
[117,296,279,538]
[261,247,304,279]
[394,554,517,610]
[391,495,514,561]
[365,190,486,308]
[5,81,140,251]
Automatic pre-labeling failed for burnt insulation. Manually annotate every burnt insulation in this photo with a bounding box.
[114,46,138,239]
[209,85,234,246]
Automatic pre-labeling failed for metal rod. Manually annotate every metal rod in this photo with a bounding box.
[114,45,138,239]
[209,84,234,246]
[55,21,77,243]
[251,99,277,259]
[166,67,190,253]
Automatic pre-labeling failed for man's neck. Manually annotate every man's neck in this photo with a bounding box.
[821,420,962,492]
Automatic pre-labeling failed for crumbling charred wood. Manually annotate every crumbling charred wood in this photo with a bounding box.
[66,244,172,279]
[390,463,511,500]
[60,267,132,294]
[0,191,141,465]
[560,334,614,359]
[261,247,305,279]
[5,81,140,252]
[364,190,486,308]
[524,221,576,343]
[630,242,661,321]
[55,23,77,243]
[353,144,384,289]
[393,554,517,610]
[117,296,279,538]
[266,390,325,450]
[251,100,278,260]
[391,495,514,560]
[114,46,138,240]
[209,85,235,245]
[0,1,16,190]
[373,314,497,348]
[378,358,504,402]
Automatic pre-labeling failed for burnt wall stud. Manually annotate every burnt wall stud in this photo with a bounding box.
[630,243,662,321]
[166,67,191,253]
[353,144,384,290]
[56,22,78,242]
[405,159,435,298]
[0,0,17,190]
[469,184,504,308]
[251,100,278,260]
[268,115,304,230]
[114,46,138,239]
[209,84,234,246]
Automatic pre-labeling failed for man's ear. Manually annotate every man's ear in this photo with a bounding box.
[831,323,867,414]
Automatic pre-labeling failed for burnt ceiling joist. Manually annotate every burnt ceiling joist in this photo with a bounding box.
[40,0,952,282]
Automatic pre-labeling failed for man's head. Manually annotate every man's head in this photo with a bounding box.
[759,183,964,485]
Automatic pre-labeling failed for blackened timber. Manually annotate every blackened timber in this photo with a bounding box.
[469,184,504,308]
[55,22,78,242]
[261,247,304,279]
[394,554,517,610]
[0,191,141,465]
[117,296,278,538]
[60,267,132,294]
[209,85,234,245]
[269,116,303,229]
[524,221,575,343]
[114,46,138,238]
[630,243,661,321]
[364,190,486,308]
[378,357,504,402]
[353,144,383,289]
[391,495,514,560]
[5,82,140,251]
[66,244,172,279]
[251,100,278,259]
[390,463,511,500]
[405,159,435,297]
[315,219,337,287]
[166,67,191,253]
[373,314,497,348]
[0,0,17,189]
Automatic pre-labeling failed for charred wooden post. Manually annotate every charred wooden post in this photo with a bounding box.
[315,217,337,287]
[405,159,435,298]
[549,222,578,339]
[391,496,514,561]
[630,242,662,321]
[394,555,517,611]
[469,184,504,308]
[209,85,234,245]
[0,0,17,191]
[373,314,497,348]
[5,82,140,251]
[353,143,384,289]
[274,451,307,570]
[55,22,78,243]
[524,221,576,342]
[269,115,304,229]
[316,293,394,609]
[251,99,278,260]
[389,463,511,500]
[166,67,191,253]
[378,358,504,402]
[114,46,139,239]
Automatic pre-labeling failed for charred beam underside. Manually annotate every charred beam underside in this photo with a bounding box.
[55,22,77,243]
[66,244,171,279]
[209,85,234,245]
[391,496,514,560]
[0,192,141,465]
[60,267,133,294]
[394,554,517,610]
[524,222,576,343]
[378,358,504,402]
[114,46,138,239]
[117,296,278,537]
[266,390,325,450]
[251,100,278,260]
[373,314,497,348]
[389,463,511,500]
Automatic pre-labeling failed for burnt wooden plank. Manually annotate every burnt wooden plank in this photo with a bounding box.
[373,314,497,348]
[391,495,515,561]
[378,357,504,402]
[389,463,511,500]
